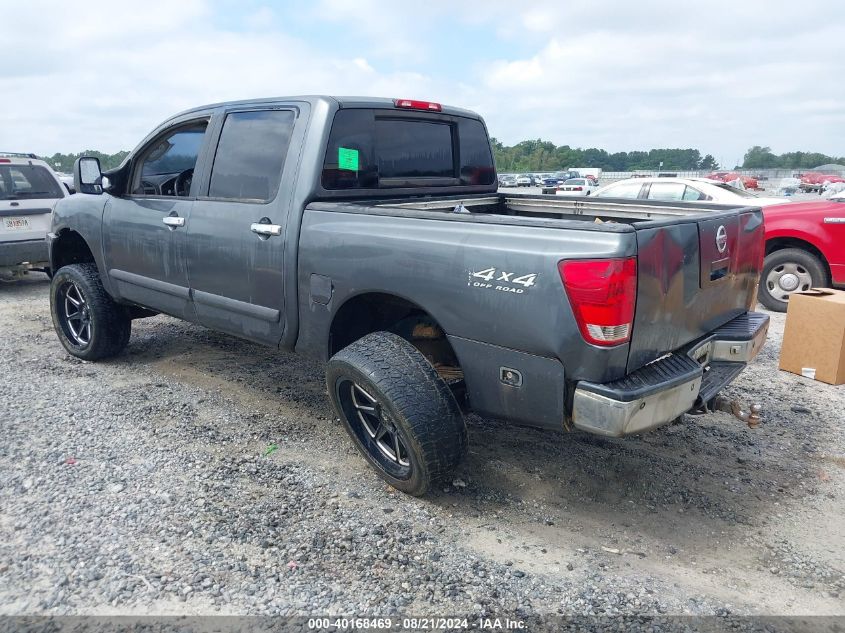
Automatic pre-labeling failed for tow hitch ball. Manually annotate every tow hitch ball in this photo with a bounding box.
[711,395,763,429]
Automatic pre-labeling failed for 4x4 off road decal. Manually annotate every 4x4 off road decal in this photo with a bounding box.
[468,267,538,294]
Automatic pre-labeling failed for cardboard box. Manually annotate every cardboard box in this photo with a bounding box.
[779,288,845,385]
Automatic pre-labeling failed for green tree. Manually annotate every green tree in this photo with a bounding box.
[699,154,719,170]
[40,150,129,173]
[742,146,779,169]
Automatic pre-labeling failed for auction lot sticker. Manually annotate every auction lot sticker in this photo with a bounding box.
[338,147,359,171]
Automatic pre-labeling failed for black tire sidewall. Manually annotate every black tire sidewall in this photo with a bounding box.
[327,361,430,496]
[759,249,827,312]
[51,267,93,357]
[326,332,466,496]
[50,264,129,360]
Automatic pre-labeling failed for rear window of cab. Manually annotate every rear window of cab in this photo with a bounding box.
[321,109,495,190]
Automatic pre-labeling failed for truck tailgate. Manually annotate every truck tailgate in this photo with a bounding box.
[628,208,764,372]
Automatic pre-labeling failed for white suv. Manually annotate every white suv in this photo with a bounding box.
[0,153,67,277]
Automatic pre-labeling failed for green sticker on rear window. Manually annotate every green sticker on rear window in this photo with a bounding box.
[338,147,359,171]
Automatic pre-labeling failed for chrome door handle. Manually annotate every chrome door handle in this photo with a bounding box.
[250,223,283,237]
[162,216,185,228]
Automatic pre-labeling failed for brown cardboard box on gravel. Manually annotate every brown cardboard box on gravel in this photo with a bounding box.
[778,288,845,385]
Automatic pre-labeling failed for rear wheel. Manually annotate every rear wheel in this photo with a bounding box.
[326,332,467,496]
[759,248,828,312]
[50,263,131,360]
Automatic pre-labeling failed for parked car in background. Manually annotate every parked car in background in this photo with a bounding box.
[798,172,845,193]
[707,172,761,190]
[757,192,845,311]
[594,177,787,206]
[569,167,602,181]
[499,174,518,187]
[1,153,67,277]
[515,174,534,187]
[56,172,75,194]
[541,170,580,190]
[555,178,598,196]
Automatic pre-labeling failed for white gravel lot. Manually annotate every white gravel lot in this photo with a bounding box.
[0,273,843,623]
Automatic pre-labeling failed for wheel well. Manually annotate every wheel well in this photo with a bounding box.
[329,293,464,387]
[52,230,95,270]
[765,237,830,279]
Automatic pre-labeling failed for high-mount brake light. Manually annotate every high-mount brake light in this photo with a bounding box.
[558,257,637,346]
[393,99,442,112]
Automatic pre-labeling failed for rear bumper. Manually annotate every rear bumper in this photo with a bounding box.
[572,312,769,437]
[0,238,49,268]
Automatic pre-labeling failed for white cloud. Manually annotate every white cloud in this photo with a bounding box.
[2,0,844,161]
[0,1,436,154]
[474,7,845,158]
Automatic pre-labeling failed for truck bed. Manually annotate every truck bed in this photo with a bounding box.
[305,192,764,378]
[370,191,747,224]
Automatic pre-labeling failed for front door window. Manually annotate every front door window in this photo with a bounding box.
[131,122,208,197]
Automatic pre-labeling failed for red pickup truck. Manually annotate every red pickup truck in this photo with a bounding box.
[760,194,845,311]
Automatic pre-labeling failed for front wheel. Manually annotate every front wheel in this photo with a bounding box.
[326,332,467,496]
[759,248,828,312]
[50,263,131,360]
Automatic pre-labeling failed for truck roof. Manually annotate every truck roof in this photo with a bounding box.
[164,96,483,126]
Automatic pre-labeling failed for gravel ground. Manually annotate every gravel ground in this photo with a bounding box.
[0,274,843,621]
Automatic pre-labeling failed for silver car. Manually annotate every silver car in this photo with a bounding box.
[1,153,67,277]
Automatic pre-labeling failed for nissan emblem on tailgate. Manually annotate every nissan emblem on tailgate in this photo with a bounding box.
[715,225,728,253]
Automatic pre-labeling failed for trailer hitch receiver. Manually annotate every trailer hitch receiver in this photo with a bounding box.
[712,395,762,428]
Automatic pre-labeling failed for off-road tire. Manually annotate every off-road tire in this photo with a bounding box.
[50,263,131,361]
[326,331,467,496]
[759,248,828,312]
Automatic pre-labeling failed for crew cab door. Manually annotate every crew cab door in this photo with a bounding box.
[185,106,301,344]
[103,116,213,320]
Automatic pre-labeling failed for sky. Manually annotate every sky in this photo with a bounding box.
[2,0,844,166]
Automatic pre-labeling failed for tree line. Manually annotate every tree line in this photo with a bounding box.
[490,139,845,173]
[39,143,844,175]
[741,146,845,170]
[491,138,719,173]
[40,150,130,174]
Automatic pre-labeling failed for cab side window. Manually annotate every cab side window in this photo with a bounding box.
[132,122,208,196]
[208,110,296,202]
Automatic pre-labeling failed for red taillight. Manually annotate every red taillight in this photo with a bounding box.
[572,186,582,191]
[558,258,637,346]
[393,98,442,112]
[0,158,10,163]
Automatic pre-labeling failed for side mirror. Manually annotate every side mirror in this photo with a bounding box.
[74,157,103,195]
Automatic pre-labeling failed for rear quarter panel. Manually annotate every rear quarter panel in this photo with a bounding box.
[295,206,637,383]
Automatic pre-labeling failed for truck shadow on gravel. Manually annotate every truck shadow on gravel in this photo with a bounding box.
[119,316,827,543]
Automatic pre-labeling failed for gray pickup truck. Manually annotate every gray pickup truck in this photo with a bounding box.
[48,96,768,495]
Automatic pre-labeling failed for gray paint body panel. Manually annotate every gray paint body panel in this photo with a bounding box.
[295,206,635,384]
